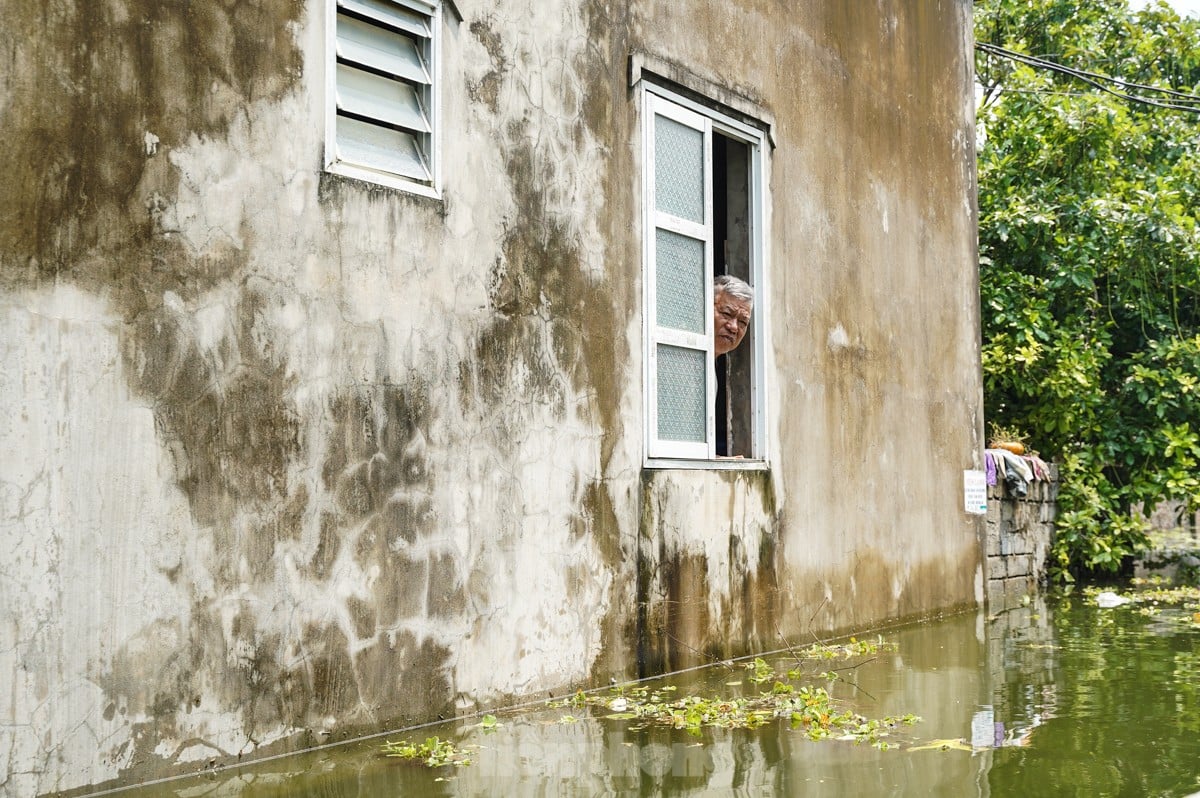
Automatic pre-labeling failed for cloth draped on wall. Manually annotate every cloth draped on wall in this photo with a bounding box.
[984,449,1050,498]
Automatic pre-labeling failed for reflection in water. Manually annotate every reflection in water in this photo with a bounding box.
[985,594,1200,798]
[120,595,1200,798]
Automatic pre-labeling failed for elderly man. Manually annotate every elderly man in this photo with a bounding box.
[713,275,753,458]
[713,274,753,355]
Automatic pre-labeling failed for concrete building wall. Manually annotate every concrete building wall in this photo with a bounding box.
[0,1,983,793]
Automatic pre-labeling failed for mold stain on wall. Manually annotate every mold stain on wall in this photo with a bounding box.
[95,310,472,774]
[1,0,305,285]
[0,0,476,785]
[457,0,640,688]
[0,0,331,782]
[636,470,781,676]
[317,380,457,721]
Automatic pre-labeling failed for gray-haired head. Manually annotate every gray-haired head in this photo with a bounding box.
[714,274,753,305]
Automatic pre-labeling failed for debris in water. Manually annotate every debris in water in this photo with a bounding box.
[1095,591,1131,608]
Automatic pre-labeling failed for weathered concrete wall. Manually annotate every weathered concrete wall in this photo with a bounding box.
[765,1,985,634]
[0,0,982,794]
[635,1,984,659]
[985,469,1058,611]
[637,470,780,674]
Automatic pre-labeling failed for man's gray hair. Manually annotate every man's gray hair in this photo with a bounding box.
[714,274,754,305]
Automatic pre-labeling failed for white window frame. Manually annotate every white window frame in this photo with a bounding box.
[641,82,770,469]
[325,0,442,198]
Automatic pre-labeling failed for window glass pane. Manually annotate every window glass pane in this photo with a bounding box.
[339,0,430,38]
[657,344,707,443]
[337,15,429,84]
[337,63,430,133]
[654,115,704,223]
[655,228,705,333]
[336,115,429,181]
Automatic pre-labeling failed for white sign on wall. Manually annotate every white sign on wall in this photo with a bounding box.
[964,470,988,515]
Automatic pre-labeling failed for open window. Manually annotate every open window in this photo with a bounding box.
[642,84,768,465]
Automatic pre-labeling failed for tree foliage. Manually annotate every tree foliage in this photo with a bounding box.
[975,0,1200,578]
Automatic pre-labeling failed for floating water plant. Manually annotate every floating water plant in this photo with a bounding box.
[746,657,774,684]
[385,636,921,767]
[1085,582,1200,627]
[554,680,919,749]
[381,735,474,768]
[1089,581,1200,610]
[551,641,919,750]
[792,636,897,662]
[1125,580,1200,608]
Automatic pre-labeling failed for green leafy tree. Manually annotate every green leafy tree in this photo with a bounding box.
[975,0,1200,578]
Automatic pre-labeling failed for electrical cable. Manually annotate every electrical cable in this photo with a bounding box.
[976,41,1200,114]
[979,41,1200,102]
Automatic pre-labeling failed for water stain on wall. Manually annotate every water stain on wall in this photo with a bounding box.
[636,470,781,676]
[0,0,304,285]
[2,1,311,542]
[466,18,509,114]
[2,0,463,773]
[128,284,301,533]
[318,379,458,723]
[465,131,623,484]
[456,2,638,679]
[3,2,984,793]
[99,375,459,772]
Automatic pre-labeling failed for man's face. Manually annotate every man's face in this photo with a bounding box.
[714,290,752,356]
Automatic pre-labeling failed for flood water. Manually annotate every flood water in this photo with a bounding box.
[117,591,1200,798]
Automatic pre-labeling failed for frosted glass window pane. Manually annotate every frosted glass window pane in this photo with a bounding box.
[657,345,706,442]
[655,115,704,223]
[656,228,705,333]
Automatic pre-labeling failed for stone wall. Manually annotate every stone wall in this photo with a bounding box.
[985,465,1058,610]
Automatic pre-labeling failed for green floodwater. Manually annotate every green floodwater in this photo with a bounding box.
[116,592,1200,798]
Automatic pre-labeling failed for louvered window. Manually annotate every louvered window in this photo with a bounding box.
[328,0,439,195]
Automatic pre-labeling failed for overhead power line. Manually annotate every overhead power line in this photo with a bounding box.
[976,41,1200,114]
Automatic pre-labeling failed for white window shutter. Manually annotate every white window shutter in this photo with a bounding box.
[330,0,438,191]
[645,95,714,460]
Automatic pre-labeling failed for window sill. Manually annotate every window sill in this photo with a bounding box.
[324,160,441,201]
[643,457,770,471]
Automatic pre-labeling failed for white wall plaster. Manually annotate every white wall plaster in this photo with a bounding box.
[0,286,199,794]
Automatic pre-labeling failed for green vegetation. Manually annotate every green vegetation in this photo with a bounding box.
[1086,579,1200,627]
[382,637,922,768]
[381,735,474,767]
[554,679,919,749]
[975,0,1200,577]
[1122,577,1200,607]
[551,638,917,750]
